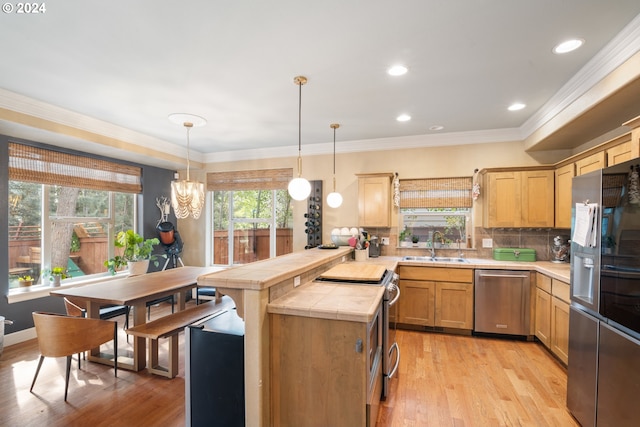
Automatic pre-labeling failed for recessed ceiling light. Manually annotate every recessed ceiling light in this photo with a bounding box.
[429,125,444,131]
[553,39,584,54]
[388,65,408,76]
[396,114,411,122]
[508,103,526,111]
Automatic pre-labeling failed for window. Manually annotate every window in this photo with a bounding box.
[398,177,473,248]
[8,182,135,290]
[207,168,294,266]
[400,208,472,248]
[211,189,293,265]
[7,143,139,291]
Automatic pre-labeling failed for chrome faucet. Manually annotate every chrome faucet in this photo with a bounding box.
[430,230,444,258]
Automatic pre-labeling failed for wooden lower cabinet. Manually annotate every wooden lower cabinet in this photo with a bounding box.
[398,266,474,330]
[534,286,552,347]
[270,312,381,427]
[550,295,570,365]
[398,279,435,326]
[534,274,570,365]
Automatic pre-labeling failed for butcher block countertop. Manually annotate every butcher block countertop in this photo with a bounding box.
[197,246,354,290]
[267,281,385,323]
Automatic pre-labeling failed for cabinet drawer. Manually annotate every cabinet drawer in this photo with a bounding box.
[399,266,473,283]
[551,279,570,303]
[536,273,552,293]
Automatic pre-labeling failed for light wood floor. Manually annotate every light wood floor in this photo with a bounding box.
[0,302,578,427]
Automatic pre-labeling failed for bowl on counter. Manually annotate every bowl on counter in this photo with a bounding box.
[330,227,360,246]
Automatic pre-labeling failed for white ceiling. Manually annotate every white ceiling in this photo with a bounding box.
[1,0,640,169]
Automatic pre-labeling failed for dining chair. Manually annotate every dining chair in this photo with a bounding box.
[64,296,130,329]
[30,311,118,402]
[64,296,130,349]
[126,270,175,320]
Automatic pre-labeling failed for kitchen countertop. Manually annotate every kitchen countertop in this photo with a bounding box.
[267,281,385,323]
[394,256,570,282]
[267,255,570,323]
[197,246,353,290]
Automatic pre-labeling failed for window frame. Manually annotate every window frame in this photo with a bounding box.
[211,188,291,266]
[7,181,137,298]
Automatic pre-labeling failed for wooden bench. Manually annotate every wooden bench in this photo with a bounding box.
[126,296,234,378]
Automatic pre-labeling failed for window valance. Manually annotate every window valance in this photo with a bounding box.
[8,142,142,193]
[399,177,473,208]
[207,168,293,191]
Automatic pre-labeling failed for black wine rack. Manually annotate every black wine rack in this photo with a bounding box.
[304,180,322,249]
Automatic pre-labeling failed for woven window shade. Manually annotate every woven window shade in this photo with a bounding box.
[8,142,142,193]
[207,168,293,191]
[400,177,473,208]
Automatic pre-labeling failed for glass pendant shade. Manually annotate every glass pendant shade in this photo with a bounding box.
[171,179,204,219]
[326,191,343,208]
[288,177,311,201]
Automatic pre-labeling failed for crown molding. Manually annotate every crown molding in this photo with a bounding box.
[202,127,523,164]
[521,14,640,138]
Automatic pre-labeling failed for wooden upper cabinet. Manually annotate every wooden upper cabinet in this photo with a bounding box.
[483,169,554,228]
[484,171,521,228]
[521,170,555,227]
[357,173,393,227]
[606,141,633,166]
[575,151,606,176]
[555,163,575,229]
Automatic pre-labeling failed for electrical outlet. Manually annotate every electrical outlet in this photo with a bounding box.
[482,238,493,248]
[381,237,390,245]
[294,275,301,287]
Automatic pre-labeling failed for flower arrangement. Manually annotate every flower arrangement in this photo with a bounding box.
[50,266,70,279]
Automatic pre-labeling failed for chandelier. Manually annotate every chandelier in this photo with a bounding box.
[287,75,312,201]
[168,113,206,219]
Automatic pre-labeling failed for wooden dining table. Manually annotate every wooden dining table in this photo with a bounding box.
[50,266,216,372]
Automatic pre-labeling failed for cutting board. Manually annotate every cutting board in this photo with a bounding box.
[319,263,386,282]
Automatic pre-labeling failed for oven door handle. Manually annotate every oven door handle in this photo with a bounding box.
[388,284,400,307]
[388,342,400,379]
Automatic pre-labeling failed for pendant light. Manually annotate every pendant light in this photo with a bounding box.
[326,123,343,208]
[168,113,206,220]
[287,75,312,201]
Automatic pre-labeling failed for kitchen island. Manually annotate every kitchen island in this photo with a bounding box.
[197,246,356,427]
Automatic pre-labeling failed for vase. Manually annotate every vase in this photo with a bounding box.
[128,260,150,276]
[52,275,61,287]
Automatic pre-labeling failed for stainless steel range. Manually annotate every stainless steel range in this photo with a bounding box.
[315,265,400,399]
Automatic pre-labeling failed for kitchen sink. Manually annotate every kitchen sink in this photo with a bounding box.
[402,256,469,263]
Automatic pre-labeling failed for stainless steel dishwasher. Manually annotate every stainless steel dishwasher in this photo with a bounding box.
[474,270,531,336]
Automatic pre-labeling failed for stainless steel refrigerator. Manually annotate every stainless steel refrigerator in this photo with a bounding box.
[567,159,640,427]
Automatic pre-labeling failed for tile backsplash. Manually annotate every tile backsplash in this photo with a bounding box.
[473,227,572,262]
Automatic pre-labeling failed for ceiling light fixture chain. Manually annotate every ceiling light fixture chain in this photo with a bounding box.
[184,121,193,182]
[327,123,343,208]
[287,75,311,201]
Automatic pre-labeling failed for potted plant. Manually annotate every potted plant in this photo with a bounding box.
[411,235,420,246]
[104,229,163,275]
[18,275,35,288]
[48,266,69,287]
[399,227,411,247]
